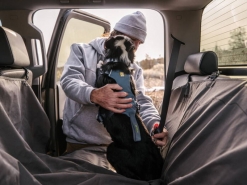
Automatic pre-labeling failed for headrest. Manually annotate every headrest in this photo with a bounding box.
[0,26,30,67]
[184,51,218,75]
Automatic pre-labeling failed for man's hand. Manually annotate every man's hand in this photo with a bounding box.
[151,123,169,148]
[90,84,132,113]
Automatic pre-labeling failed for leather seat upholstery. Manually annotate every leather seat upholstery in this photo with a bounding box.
[0,26,32,85]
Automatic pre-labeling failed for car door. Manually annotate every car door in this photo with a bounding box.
[42,9,111,156]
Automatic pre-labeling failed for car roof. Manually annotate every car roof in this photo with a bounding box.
[1,0,212,11]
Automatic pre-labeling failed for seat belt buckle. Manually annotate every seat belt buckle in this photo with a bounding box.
[151,123,161,136]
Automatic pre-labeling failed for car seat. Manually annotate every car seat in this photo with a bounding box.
[0,26,50,153]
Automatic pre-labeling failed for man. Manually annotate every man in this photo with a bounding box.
[60,11,168,170]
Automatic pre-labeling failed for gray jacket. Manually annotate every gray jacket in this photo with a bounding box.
[60,37,160,145]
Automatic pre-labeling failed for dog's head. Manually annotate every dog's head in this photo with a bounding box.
[104,35,135,67]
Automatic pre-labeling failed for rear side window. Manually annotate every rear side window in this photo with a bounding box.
[201,0,247,66]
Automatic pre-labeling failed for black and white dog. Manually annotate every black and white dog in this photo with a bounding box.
[95,35,163,181]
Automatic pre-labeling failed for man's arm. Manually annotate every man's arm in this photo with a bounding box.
[133,63,160,131]
[90,84,132,113]
[133,63,168,147]
[61,44,132,111]
[60,44,95,105]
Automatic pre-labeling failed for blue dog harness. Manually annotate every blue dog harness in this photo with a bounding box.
[109,70,141,142]
[97,69,141,142]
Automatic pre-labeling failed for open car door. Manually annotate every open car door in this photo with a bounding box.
[42,9,111,156]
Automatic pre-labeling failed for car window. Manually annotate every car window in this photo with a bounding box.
[33,9,165,111]
[57,18,106,81]
[33,9,60,53]
[201,0,247,66]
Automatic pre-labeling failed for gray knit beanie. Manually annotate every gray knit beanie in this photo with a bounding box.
[114,11,147,43]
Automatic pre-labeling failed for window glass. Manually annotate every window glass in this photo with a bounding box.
[34,39,43,65]
[201,0,247,66]
[33,9,60,53]
[57,18,105,81]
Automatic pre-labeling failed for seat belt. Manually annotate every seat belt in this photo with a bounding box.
[154,34,185,134]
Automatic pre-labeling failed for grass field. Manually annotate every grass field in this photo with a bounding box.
[144,72,164,112]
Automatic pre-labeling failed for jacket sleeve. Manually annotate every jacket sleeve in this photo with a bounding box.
[60,44,95,105]
[133,64,161,133]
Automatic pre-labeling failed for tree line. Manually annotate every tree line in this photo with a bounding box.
[137,54,164,69]
[202,27,247,66]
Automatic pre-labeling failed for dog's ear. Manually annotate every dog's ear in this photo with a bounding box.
[128,48,135,64]
[124,37,135,64]
[105,36,116,50]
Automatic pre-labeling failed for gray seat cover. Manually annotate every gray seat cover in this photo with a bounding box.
[0,26,50,153]
[0,77,50,153]
[162,78,247,184]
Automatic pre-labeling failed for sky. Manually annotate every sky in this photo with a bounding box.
[34,9,164,62]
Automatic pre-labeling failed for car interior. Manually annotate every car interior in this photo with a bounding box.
[1,0,247,184]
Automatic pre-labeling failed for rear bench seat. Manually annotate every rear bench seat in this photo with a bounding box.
[168,51,228,136]
[162,51,247,184]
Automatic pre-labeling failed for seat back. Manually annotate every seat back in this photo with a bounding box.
[168,51,223,138]
[0,26,50,153]
[172,51,221,90]
[162,51,247,184]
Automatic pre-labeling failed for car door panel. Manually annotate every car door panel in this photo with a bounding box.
[43,9,110,156]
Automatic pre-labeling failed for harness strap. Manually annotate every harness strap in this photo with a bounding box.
[109,70,141,142]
